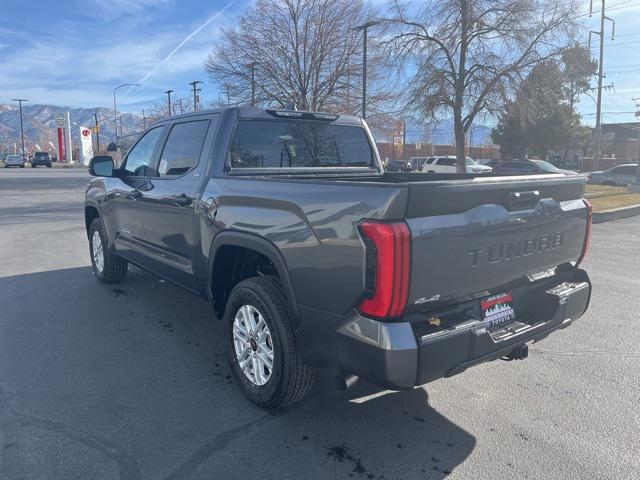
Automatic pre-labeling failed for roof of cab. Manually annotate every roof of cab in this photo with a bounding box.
[149,106,364,127]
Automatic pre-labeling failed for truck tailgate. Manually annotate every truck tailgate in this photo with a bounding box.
[404,175,589,314]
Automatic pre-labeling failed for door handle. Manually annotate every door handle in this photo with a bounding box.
[204,197,218,223]
[173,193,193,207]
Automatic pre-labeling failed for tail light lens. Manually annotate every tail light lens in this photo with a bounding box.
[358,220,411,318]
[576,199,592,265]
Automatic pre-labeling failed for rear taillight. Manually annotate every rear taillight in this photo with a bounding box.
[576,199,592,265]
[358,220,411,319]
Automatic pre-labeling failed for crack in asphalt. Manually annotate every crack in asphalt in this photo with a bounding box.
[163,413,280,480]
[0,385,140,480]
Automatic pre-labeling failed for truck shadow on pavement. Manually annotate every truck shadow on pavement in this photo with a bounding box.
[0,266,475,480]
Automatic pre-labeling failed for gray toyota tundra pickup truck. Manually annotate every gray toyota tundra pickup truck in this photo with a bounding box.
[84,107,592,409]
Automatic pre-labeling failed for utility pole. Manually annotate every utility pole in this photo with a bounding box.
[633,97,640,186]
[589,0,615,167]
[245,63,256,106]
[346,58,351,114]
[142,109,147,130]
[165,90,174,117]
[11,98,28,159]
[189,80,203,112]
[353,21,381,120]
[94,112,100,152]
[402,120,406,161]
[179,98,184,114]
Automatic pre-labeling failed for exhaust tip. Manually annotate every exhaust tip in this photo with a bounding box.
[333,373,359,391]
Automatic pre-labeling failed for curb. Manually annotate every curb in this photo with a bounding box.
[51,164,87,169]
[593,204,640,224]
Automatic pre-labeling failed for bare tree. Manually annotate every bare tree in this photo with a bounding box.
[387,0,580,171]
[205,0,389,113]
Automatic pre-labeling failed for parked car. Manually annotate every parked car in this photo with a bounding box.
[84,107,592,409]
[408,157,431,171]
[31,151,53,168]
[476,159,502,167]
[4,155,26,168]
[421,156,493,174]
[587,164,638,186]
[492,159,576,175]
[386,160,413,172]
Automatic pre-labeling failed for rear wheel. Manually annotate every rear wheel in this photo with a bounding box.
[88,217,128,284]
[226,276,315,409]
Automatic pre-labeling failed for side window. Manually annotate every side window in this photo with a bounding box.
[157,120,210,177]
[438,158,457,167]
[618,166,636,175]
[123,127,163,176]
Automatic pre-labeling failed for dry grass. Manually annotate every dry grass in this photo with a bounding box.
[585,185,640,211]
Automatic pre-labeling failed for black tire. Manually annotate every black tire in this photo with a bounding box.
[225,276,315,409]
[88,217,128,284]
[47,164,52,168]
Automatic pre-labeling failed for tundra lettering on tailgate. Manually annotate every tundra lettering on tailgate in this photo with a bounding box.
[467,232,564,268]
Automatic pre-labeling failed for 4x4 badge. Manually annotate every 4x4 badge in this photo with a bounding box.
[415,294,440,304]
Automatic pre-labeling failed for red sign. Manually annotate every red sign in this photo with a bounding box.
[57,128,65,162]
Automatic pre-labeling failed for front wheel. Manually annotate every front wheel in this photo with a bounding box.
[88,218,128,283]
[226,276,315,409]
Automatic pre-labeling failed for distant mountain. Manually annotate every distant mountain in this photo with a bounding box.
[370,117,494,146]
[0,103,142,152]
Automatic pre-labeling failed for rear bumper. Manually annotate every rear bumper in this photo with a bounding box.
[297,268,591,390]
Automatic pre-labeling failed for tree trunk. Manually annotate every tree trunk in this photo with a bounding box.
[454,111,466,173]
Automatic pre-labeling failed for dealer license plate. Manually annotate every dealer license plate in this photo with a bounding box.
[481,292,516,330]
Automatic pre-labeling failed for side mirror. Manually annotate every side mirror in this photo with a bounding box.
[89,156,115,177]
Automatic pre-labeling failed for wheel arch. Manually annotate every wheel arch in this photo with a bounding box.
[84,203,101,237]
[208,231,299,322]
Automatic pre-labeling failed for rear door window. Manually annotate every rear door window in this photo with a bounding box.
[229,120,374,169]
[437,158,457,167]
[157,120,210,177]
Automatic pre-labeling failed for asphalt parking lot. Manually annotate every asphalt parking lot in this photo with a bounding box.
[1,168,638,480]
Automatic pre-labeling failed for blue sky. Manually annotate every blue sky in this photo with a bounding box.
[0,0,249,112]
[0,0,639,125]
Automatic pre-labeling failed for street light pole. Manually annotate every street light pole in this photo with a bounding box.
[113,83,141,152]
[352,21,380,120]
[11,98,28,159]
[94,112,100,152]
